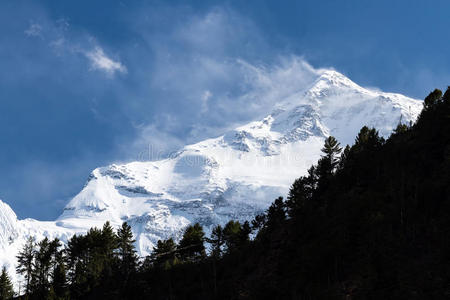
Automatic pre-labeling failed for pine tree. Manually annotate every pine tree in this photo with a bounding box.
[423,88,442,109]
[100,221,118,279]
[354,126,384,152]
[0,267,14,300]
[223,221,242,253]
[66,234,89,297]
[241,221,252,243]
[178,223,206,262]
[443,86,450,102]
[251,213,267,231]
[86,227,109,287]
[52,262,67,299]
[33,237,54,297]
[321,136,342,170]
[207,225,225,258]
[392,123,409,136]
[222,221,250,253]
[151,238,178,269]
[102,221,117,259]
[115,222,138,298]
[314,136,343,198]
[286,166,319,217]
[116,222,138,276]
[337,144,351,171]
[16,236,35,296]
[266,197,286,229]
[225,221,251,252]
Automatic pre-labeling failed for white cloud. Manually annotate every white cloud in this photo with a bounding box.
[85,46,127,76]
[118,7,328,159]
[124,55,325,161]
[126,122,186,162]
[24,22,42,37]
[201,90,212,113]
[24,17,126,77]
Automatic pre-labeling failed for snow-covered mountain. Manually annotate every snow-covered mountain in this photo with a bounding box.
[0,70,423,288]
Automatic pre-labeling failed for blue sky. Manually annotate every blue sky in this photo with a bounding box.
[1,0,449,220]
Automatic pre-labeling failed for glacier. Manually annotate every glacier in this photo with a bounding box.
[0,70,423,288]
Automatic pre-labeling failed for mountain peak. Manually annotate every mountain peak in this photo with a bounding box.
[305,70,368,99]
[318,69,348,80]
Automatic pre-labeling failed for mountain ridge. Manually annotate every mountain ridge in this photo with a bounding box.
[0,70,423,288]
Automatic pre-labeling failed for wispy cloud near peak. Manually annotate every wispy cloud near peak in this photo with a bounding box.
[24,17,126,77]
[85,46,127,76]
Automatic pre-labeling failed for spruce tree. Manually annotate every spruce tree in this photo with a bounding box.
[66,234,89,296]
[52,262,67,299]
[223,221,242,253]
[286,166,318,216]
[116,222,138,276]
[240,221,252,244]
[0,267,14,300]
[178,223,206,262]
[207,225,225,258]
[266,197,286,229]
[354,126,383,152]
[16,236,35,295]
[100,221,118,279]
[33,237,53,297]
[102,221,117,260]
[151,238,178,269]
[85,227,107,286]
[221,221,251,253]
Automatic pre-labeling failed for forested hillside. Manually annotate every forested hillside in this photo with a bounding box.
[4,87,450,299]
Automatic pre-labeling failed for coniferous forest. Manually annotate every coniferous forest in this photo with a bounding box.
[3,87,450,299]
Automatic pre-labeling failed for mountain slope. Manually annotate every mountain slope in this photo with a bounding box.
[0,70,422,288]
[58,71,421,255]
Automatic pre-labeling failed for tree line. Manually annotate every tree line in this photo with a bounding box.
[0,216,255,299]
[0,222,138,299]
